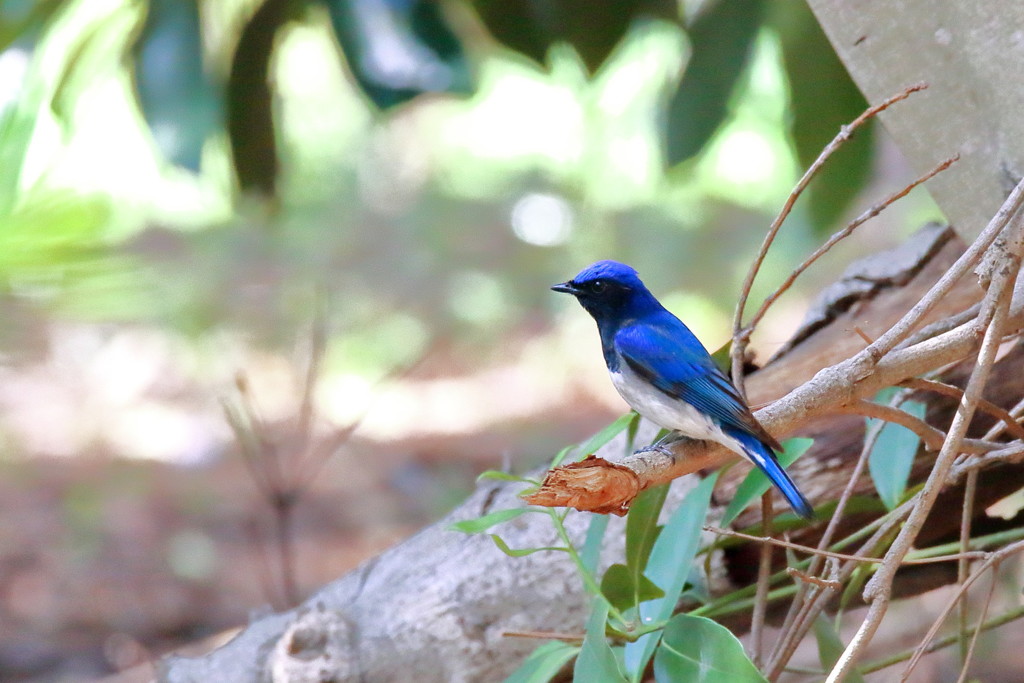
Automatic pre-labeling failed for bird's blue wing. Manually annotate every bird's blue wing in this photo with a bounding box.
[615,319,810,518]
[614,319,767,441]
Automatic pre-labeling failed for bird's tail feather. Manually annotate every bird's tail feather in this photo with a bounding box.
[726,428,813,520]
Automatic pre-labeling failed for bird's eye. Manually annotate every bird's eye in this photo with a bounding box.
[590,280,607,293]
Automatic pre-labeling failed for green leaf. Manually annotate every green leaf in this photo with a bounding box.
[773,1,873,232]
[579,412,640,459]
[50,5,139,129]
[0,0,63,53]
[471,0,677,73]
[581,513,611,575]
[0,190,153,320]
[623,473,718,680]
[490,534,568,558]
[504,641,580,683]
[813,614,865,683]
[450,507,538,533]
[601,563,636,612]
[635,573,666,604]
[665,0,766,165]
[0,0,70,215]
[574,598,626,682]
[721,438,814,526]
[653,613,767,682]
[709,340,733,375]
[132,0,220,171]
[867,395,926,510]
[626,410,642,451]
[550,444,576,469]
[602,563,667,612]
[325,0,473,109]
[476,470,535,484]
[625,483,669,574]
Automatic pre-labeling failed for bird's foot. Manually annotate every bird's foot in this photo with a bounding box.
[636,443,676,458]
[636,432,688,458]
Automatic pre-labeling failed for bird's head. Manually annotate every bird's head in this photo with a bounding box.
[551,260,657,320]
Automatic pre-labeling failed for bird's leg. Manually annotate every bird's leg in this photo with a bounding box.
[637,430,690,457]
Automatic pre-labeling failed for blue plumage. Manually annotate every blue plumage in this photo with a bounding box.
[552,260,813,519]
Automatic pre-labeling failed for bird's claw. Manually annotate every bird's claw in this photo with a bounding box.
[635,443,676,458]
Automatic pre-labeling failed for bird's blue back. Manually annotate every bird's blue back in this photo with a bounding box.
[553,260,813,519]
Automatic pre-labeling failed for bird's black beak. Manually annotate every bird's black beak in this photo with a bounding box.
[551,281,578,295]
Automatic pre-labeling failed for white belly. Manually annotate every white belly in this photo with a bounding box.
[610,365,748,458]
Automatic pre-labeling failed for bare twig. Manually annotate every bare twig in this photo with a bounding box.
[979,394,1024,442]
[782,557,843,681]
[786,567,841,590]
[831,400,945,451]
[243,518,285,610]
[956,468,978,662]
[853,326,875,346]
[704,526,986,566]
[951,569,996,683]
[951,441,1024,481]
[827,201,1024,682]
[744,155,958,343]
[896,302,980,350]
[860,604,1024,674]
[858,177,1024,364]
[731,83,928,395]
[831,400,1004,455]
[295,305,327,476]
[751,492,774,667]
[502,630,585,643]
[765,399,890,674]
[224,324,428,608]
[898,377,1024,440]
[900,540,1024,679]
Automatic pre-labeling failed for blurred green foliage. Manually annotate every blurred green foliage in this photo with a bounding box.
[134,0,220,171]
[664,0,764,165]
[0,0,941,373]
[771,1,874,229]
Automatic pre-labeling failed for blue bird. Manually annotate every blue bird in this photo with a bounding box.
[552,260,813,519]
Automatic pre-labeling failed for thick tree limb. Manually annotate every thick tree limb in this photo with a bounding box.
[158,224,1024,682]
[523,225,1000,513]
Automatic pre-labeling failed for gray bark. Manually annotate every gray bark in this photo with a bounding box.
[157,224,1024,682]
[807,1,1024,240]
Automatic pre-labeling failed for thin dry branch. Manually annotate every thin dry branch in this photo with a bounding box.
[786,567,841,590]
[860,605,1024,675]
[956,468,979,662]
[951,441,1024,481]
[751,493,775,666]
[704,526,987,566]
[731,83,928,394]
[951,552,995,683]
[900,539,1024,679]
[766,400,888,675]
[898,377,1024,440]
[829,400,1002,455]
[979,393,1024,442]
[501,630,585,643]
[743,155,958,342]
[830,400,945,451]
[522,305,1024,511]
[896,303,981,350]
[859,177,1024,364]
[827,199,1024,682]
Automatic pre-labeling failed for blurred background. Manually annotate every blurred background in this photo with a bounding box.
[0,0,949,680]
